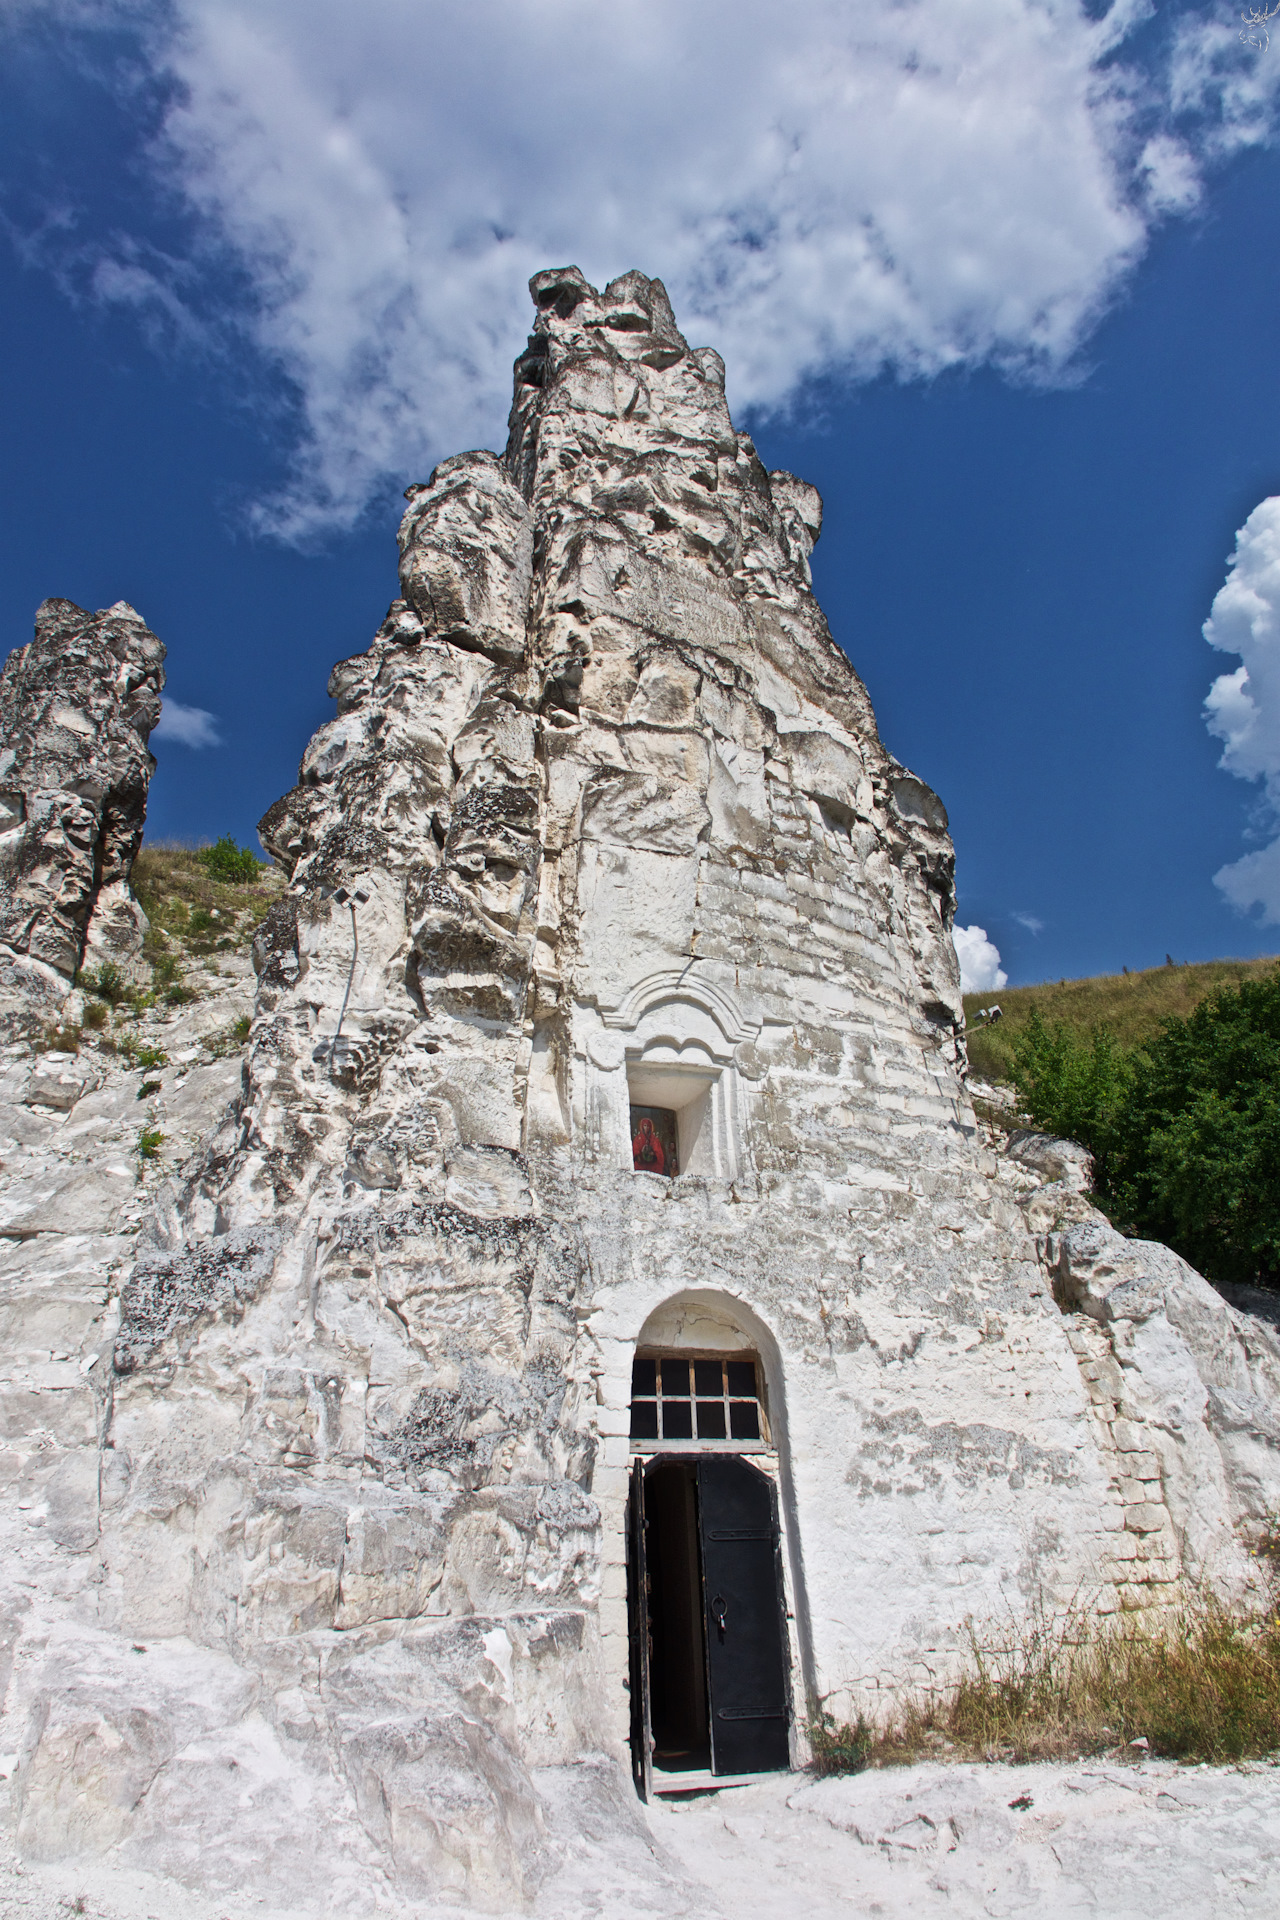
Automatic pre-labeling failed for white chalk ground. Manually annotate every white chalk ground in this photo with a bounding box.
[3,1757,1279,1919]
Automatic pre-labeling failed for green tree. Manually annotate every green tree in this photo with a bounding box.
[1008,976,1280,1290]
[196,835,261,884]
[1008,1009,1130,1186]
[1108,975,1280,1289]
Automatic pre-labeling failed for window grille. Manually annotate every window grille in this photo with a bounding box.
[629,1353,765,1444]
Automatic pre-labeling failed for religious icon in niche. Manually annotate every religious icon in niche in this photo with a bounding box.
[631,1104,679,1176]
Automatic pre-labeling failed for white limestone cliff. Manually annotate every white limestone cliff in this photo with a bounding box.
[0,598,164,1011]
[2,269,1279,1912]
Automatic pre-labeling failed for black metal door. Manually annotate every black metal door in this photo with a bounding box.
[696,1455,791,1774]
[627,1460,653,1800]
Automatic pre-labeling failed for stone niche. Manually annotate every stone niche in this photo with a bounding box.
[578,969,761,1180]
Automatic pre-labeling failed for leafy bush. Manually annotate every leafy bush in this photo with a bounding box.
[1109,974,1280,1288]
[137,1079,162,1101]
[136,1125,164,1163]
[1009,1010,1130,1188]
[196,836,261,885]
[79,960,127,1006]
[203,1013,254,1058]
[1010,975,1280,1290]
[809,1709,874,1774]
[116,1036,168,1071]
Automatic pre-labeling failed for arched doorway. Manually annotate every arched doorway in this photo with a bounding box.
[627,1338,793,1796]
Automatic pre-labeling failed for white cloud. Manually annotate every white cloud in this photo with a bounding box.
[1170,6,1280,159]
[1204,496,1280,920]
[9,1,1276,542]
[1011,910,1045,934]
[954,924,1008,994]
[153,698,221,748]
[5,0,1210,540]
[1136,134,1202,215]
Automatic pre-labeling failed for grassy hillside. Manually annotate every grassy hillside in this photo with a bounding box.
[964,954,1280,1084]
[131,842,280,957]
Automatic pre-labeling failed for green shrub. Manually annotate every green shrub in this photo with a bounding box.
[196,836,261,885]
[116,1036,168,1071]
[163,983,197,1006]
[42,1024,81,1054]
[82,1000,109,1031]
[233,1014,252,1042]
[1010,975,1280,1290]
[1108,974,1280,1289]
[1009,1010,1130,1187]
[79,960,127,1006]
[136,1125,164,1163]
[809,1709,874,1774]
[137,1079,162,1101]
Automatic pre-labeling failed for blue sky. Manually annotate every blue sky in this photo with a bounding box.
[4,1,1280,988]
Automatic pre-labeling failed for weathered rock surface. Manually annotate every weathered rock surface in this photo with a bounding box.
[0,598,164,994]
[2,270,1279,1910]
[2,1756,1279,1919]
[1043,1213,1280,1593]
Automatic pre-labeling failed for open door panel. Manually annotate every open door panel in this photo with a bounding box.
[627,1458,653,1800]
[696,1455,791,1775]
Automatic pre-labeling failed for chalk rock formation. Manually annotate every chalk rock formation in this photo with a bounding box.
[0,598,164,997]
[3,270,1280,1912]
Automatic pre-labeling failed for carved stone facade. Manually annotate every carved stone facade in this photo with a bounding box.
[2,272,1279,1909]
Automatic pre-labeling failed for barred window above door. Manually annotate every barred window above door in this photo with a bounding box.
[629,1352,766,1445]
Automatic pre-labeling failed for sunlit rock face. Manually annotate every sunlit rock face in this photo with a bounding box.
[5,272,1280,1912]
[0,597,164,997]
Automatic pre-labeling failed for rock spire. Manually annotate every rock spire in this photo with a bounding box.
[0,597,165,993]
[2,272,1278,1912]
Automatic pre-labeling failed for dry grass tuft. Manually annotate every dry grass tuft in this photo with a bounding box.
[811,1586,1280,1773]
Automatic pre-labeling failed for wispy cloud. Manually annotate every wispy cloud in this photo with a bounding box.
[1011,911,1045,935]
[153,698,221,749]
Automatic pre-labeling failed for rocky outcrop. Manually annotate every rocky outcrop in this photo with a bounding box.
[0,597,164,993]
[1,271,1278,1912]
[1044,1214,1280,1597]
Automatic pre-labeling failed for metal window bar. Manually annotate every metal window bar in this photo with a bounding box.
[629,1353,765,1444]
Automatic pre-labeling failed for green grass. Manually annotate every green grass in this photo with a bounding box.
[132,842,281,968]
[115,1036,168,1071]
[965,954,1280,1084]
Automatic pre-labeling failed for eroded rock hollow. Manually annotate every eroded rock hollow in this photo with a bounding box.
[5,269,1280,1911]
